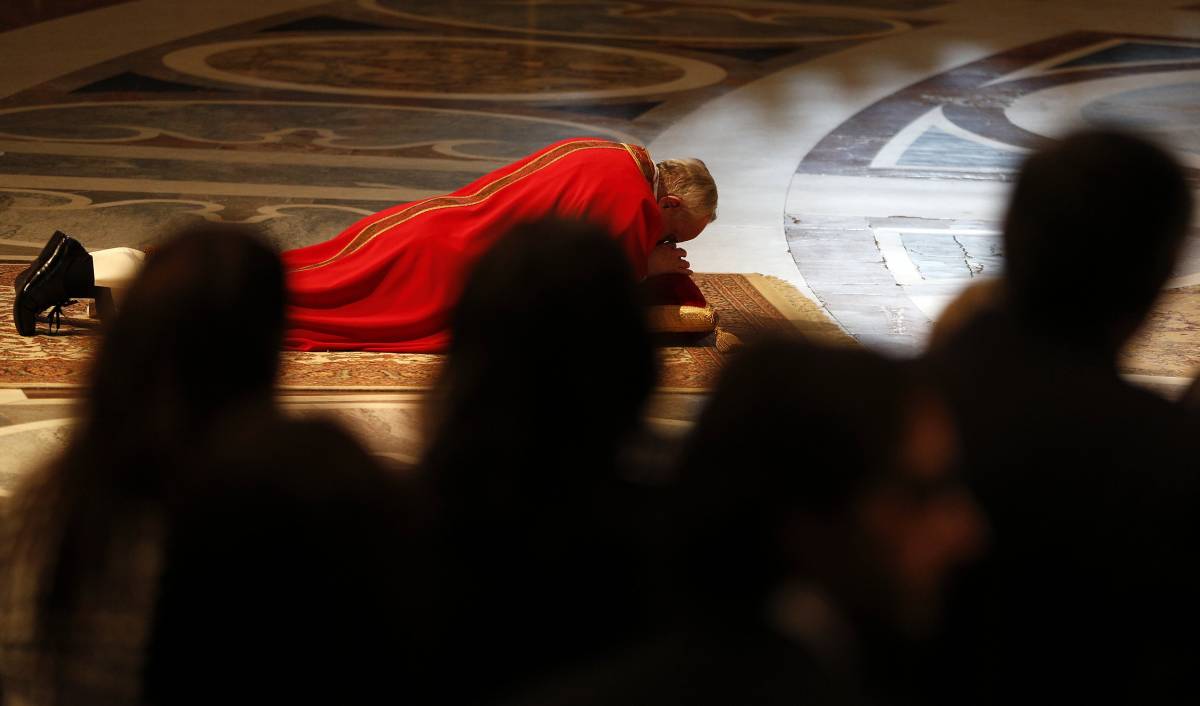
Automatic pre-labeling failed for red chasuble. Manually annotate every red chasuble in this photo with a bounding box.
[282,138,683,352]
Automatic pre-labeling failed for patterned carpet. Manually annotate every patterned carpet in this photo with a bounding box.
[0,266,851,391]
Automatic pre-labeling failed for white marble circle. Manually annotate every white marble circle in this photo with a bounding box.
[1004,68,1200,168]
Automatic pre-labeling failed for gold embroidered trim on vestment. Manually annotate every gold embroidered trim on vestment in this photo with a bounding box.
[291,139,633,273]
[620,143,656,185]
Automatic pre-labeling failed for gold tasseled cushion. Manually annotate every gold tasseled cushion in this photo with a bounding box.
[714,328,742,353]
[645,305,718,334]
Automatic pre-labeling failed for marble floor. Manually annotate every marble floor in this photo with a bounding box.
[1,0,1198,491]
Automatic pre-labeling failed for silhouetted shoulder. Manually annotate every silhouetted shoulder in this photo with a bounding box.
[146,413,420,705]
[503,628,866,706]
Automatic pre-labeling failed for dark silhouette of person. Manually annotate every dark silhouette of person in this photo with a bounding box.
[0,224,413,705]
[505,338,984,706]
[135,227,418,706]
[1181,370,1200,411]
[411,217,659,705]
[924,129,1200,704]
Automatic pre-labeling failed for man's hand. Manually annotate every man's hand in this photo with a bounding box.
[647,242,692,277]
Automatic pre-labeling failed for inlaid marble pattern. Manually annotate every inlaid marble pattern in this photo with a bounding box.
[0,101,634,159]
[365,0,913,45]
[0,189,393,253]
[786,29,1200,390]
[164,35,727,100]
[789,212,1200,386]
[0,99,644,248]
[796,32,1200,181]
[0,0,926,255]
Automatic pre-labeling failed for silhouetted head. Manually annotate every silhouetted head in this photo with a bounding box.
[417,219,659,699]
[424,217,657,487]
[1003,129,1192,352]
[928,279,1004,352]
[674,338,982,636]
[87,223,284,443]
[14,223,285,657]
[68,220,285,500]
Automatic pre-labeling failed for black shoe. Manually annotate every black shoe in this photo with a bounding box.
[13,231,88,336]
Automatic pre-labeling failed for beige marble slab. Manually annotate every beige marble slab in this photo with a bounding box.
[1122,284,1200,379]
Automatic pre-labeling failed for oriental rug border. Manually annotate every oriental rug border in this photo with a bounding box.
[0,265,852,392]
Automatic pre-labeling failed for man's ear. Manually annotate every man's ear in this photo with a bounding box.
[658,195,682,209]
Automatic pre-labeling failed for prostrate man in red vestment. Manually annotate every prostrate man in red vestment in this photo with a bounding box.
[12,138,718,351]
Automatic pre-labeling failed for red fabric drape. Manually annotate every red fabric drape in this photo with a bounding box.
[281,138,694,352]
